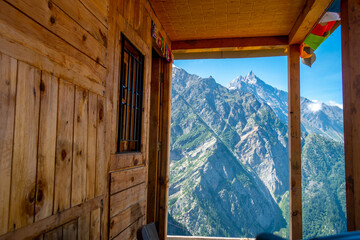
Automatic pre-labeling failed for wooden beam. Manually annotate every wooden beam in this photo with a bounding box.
[288,44,302,240]
[172,36,288,50]
[289,0,334,44]
[341,0,360,231]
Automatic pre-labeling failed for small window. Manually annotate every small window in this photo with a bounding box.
[117,34,144,153]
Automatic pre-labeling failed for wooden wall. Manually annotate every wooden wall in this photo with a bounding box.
[0,0,172,239]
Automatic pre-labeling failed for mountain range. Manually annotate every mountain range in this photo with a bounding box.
[168,66,346,238]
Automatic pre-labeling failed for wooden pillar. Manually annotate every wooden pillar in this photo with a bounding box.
[288,44,302,240]
[341,0,360,231]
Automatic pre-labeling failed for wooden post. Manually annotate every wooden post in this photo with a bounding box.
[341,0,360,231]
[288,44,302,240]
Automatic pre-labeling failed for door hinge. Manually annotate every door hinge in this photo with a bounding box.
[157,141,162,152]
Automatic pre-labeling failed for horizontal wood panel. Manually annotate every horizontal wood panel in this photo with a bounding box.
[110,153,145,171]
[0,38,105,96]
[110,167,146,195]
[51,0,108,46]
[0,1,106,86]
[109,183,146,218]
[112,216,145,240]
[80,0,109,27]
[0,196,103,240]
[109,200,145,239]
[8,0,106,66]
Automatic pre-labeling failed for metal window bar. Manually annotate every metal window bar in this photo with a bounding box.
[117,34,144,153]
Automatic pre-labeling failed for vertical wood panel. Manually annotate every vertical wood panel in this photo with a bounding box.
[54,80,75,213]
[87,92,97,200]
[288,44,302,240]
[0,53,17,235]
[341,0,360,231]
[90,208,101,240]
[35,72,58,222]
[96,97,106,197]
[63,219,78,240]
[78,212,91,240]
[72,87,88,206]
[44,226,62,240]
[9,61,41,230]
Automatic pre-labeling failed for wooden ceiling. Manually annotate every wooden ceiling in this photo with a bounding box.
[149,0,307,41]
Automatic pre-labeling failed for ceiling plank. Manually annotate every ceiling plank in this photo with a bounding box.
[171,36,288,50]
[289,0,334,44]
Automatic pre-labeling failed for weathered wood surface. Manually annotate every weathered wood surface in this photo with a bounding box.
[341,0,360,231]
[288,45,302,240]
[110,167,146,195]
[112,216,145,240]
[63,220,78,240]
[35,72,59,221]
[9,61,41,230]
[0,53,17,235]
[87,93,98,200]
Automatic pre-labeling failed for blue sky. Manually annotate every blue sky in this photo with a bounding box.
[174,27,343,107]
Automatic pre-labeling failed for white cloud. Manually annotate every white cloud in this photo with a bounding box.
[328,101,343,109]
[307,101,323,112]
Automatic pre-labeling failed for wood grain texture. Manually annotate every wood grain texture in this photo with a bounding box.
[78,212,90,240]
[54,80,75,213]
[9,61,41,230]
[341,0,360,231]
[72,87,89,206]
[110,167,146,195]
[110,183,146,218]
[109,200,145,239]
[35,71,59,222]
[0,37,105,96]
[0,53,17,235]
[95,97,106,197]
[289,0,333,44]
[63,220,78,240]
[109,153,145,171]
[0,1,106,86]
[51,0,108,46]
[7,0,106,66]
[288,45,302,240]
[112,216,144,240]
[0,195,103,240]
[90,208,101,240]
[87,92,97,200]
[80,0,109,27]
[43,226,62,240]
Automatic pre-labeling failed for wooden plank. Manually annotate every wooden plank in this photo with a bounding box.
[79,0,109,27]
[87,93,97,200]
[112,216,144,240]
[110,167,146,195]
[109,183,146,218]
[7,0,106,67]
[35,71,59,222]
[109,200,145,239]
[54,80,75,213]
[0,37,104,97]
[72,87,89,206]
[288,45,302,240]
[63,220,78,240]
[289,0,333,44]
[172,36,288,50]
[0,1,106,86]
[9,61,41,230]
[0,195,103,240]
[158,62,172,240]
[50,0,108,46]
[110,153,145,171]
[78,213,90,240]
[43,226,62,240]
[90,208,101,240]
[0,53,17,235]
[341,0,360,231]
[95,97,106,197]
